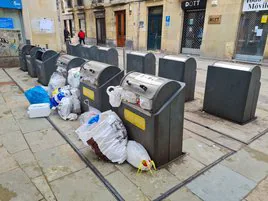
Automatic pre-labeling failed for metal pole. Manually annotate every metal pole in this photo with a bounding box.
[123,47,126,70]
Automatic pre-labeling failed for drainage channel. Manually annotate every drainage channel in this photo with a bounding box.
[247,127,268,144]
[3,69,125,201]
[184,127,237,152]
[185,117,268,146]
[185,117,248,145]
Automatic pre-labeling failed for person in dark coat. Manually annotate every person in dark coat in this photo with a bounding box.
[64,28,70,42]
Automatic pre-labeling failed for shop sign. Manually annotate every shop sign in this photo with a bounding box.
[139,21,144,28]
[261,15,268,23]
[243,0,268,12]
[166,16,170,27]
[208,15,221,24]
[181,0,207,10]
[0,18,14,29]
[0,0,22,10]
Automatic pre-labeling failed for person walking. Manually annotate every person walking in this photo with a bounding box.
[64,28,70,43]
[78,29,85,45]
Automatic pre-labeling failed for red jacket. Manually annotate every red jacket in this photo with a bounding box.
[78,31,85,39]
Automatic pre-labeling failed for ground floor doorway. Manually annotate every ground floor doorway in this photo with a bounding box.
[147,6,163,50]
[235,11,268,63]
[95,11,106,45]
[115,10,126,47]
[181,10,205,55]
[64,19,74,38]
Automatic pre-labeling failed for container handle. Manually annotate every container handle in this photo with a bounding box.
[89,69,95,74]
[126,80,147,92]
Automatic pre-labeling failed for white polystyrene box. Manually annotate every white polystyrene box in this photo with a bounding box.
[27,103,51,118]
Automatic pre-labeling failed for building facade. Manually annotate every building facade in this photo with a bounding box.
[21,0,63,51]
[0,0,63,67]
[0,0,24,67]
[62,0,268,63]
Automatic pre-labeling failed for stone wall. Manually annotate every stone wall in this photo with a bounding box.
[0,30,21,67]
[200,0,243,59]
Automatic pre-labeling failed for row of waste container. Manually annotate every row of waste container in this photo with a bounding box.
[19,43,261,167]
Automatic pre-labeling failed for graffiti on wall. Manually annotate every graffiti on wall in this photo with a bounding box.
[0,30,20,57]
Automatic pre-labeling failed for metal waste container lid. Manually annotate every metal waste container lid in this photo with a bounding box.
[29,47,42,57]
[163,55,193,62]
[120,72,182,113]
[128,51,152,57]
[36,49,58,61]
[81,61,121,87]
[83,45,95,48]
[19,44,33,52]
[57,54,80,67]
[212,61,257,72]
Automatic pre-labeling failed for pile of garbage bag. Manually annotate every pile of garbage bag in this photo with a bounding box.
[75,110,155,171]
[25,67,82,120]
[24,66,155,171]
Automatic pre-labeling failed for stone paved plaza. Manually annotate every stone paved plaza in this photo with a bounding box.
[1,54,268,201]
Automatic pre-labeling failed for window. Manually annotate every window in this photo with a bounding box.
[67,0,72,8]
[77,0,83,6]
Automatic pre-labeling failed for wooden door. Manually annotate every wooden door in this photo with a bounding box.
[115,10,126,47]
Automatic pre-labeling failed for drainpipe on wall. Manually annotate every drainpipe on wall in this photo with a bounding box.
[136,1,141,51]
[56,0,65,51]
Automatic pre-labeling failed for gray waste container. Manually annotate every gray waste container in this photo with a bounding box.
[80,61,124,112]
[159,55,196,101]
[56,54,86,78]
[126,52,156,75]
[117,72,185,167]
[203,62,261,124]
[79,45,99,60]
[67,43,81,56]
[26,47,42,77]
[97,47,118,66]
[19,44,34,71]
[35,49,60,86]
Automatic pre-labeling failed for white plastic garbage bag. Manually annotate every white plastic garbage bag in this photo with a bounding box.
[70,88,80,98]
[122,90,137,104]
[48,72,66,97]
[78,107,101,125]
[68,67,81,88]
[66,113,78,121]
[57,97,77,120]
[50,86,72,108]
[127,141,155,171]
[75,110,128,164]
[106,86,123,107]
[57,65,68,78]
[71,95,81,114]
[139,96,153,110]
[52,85,72,98]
